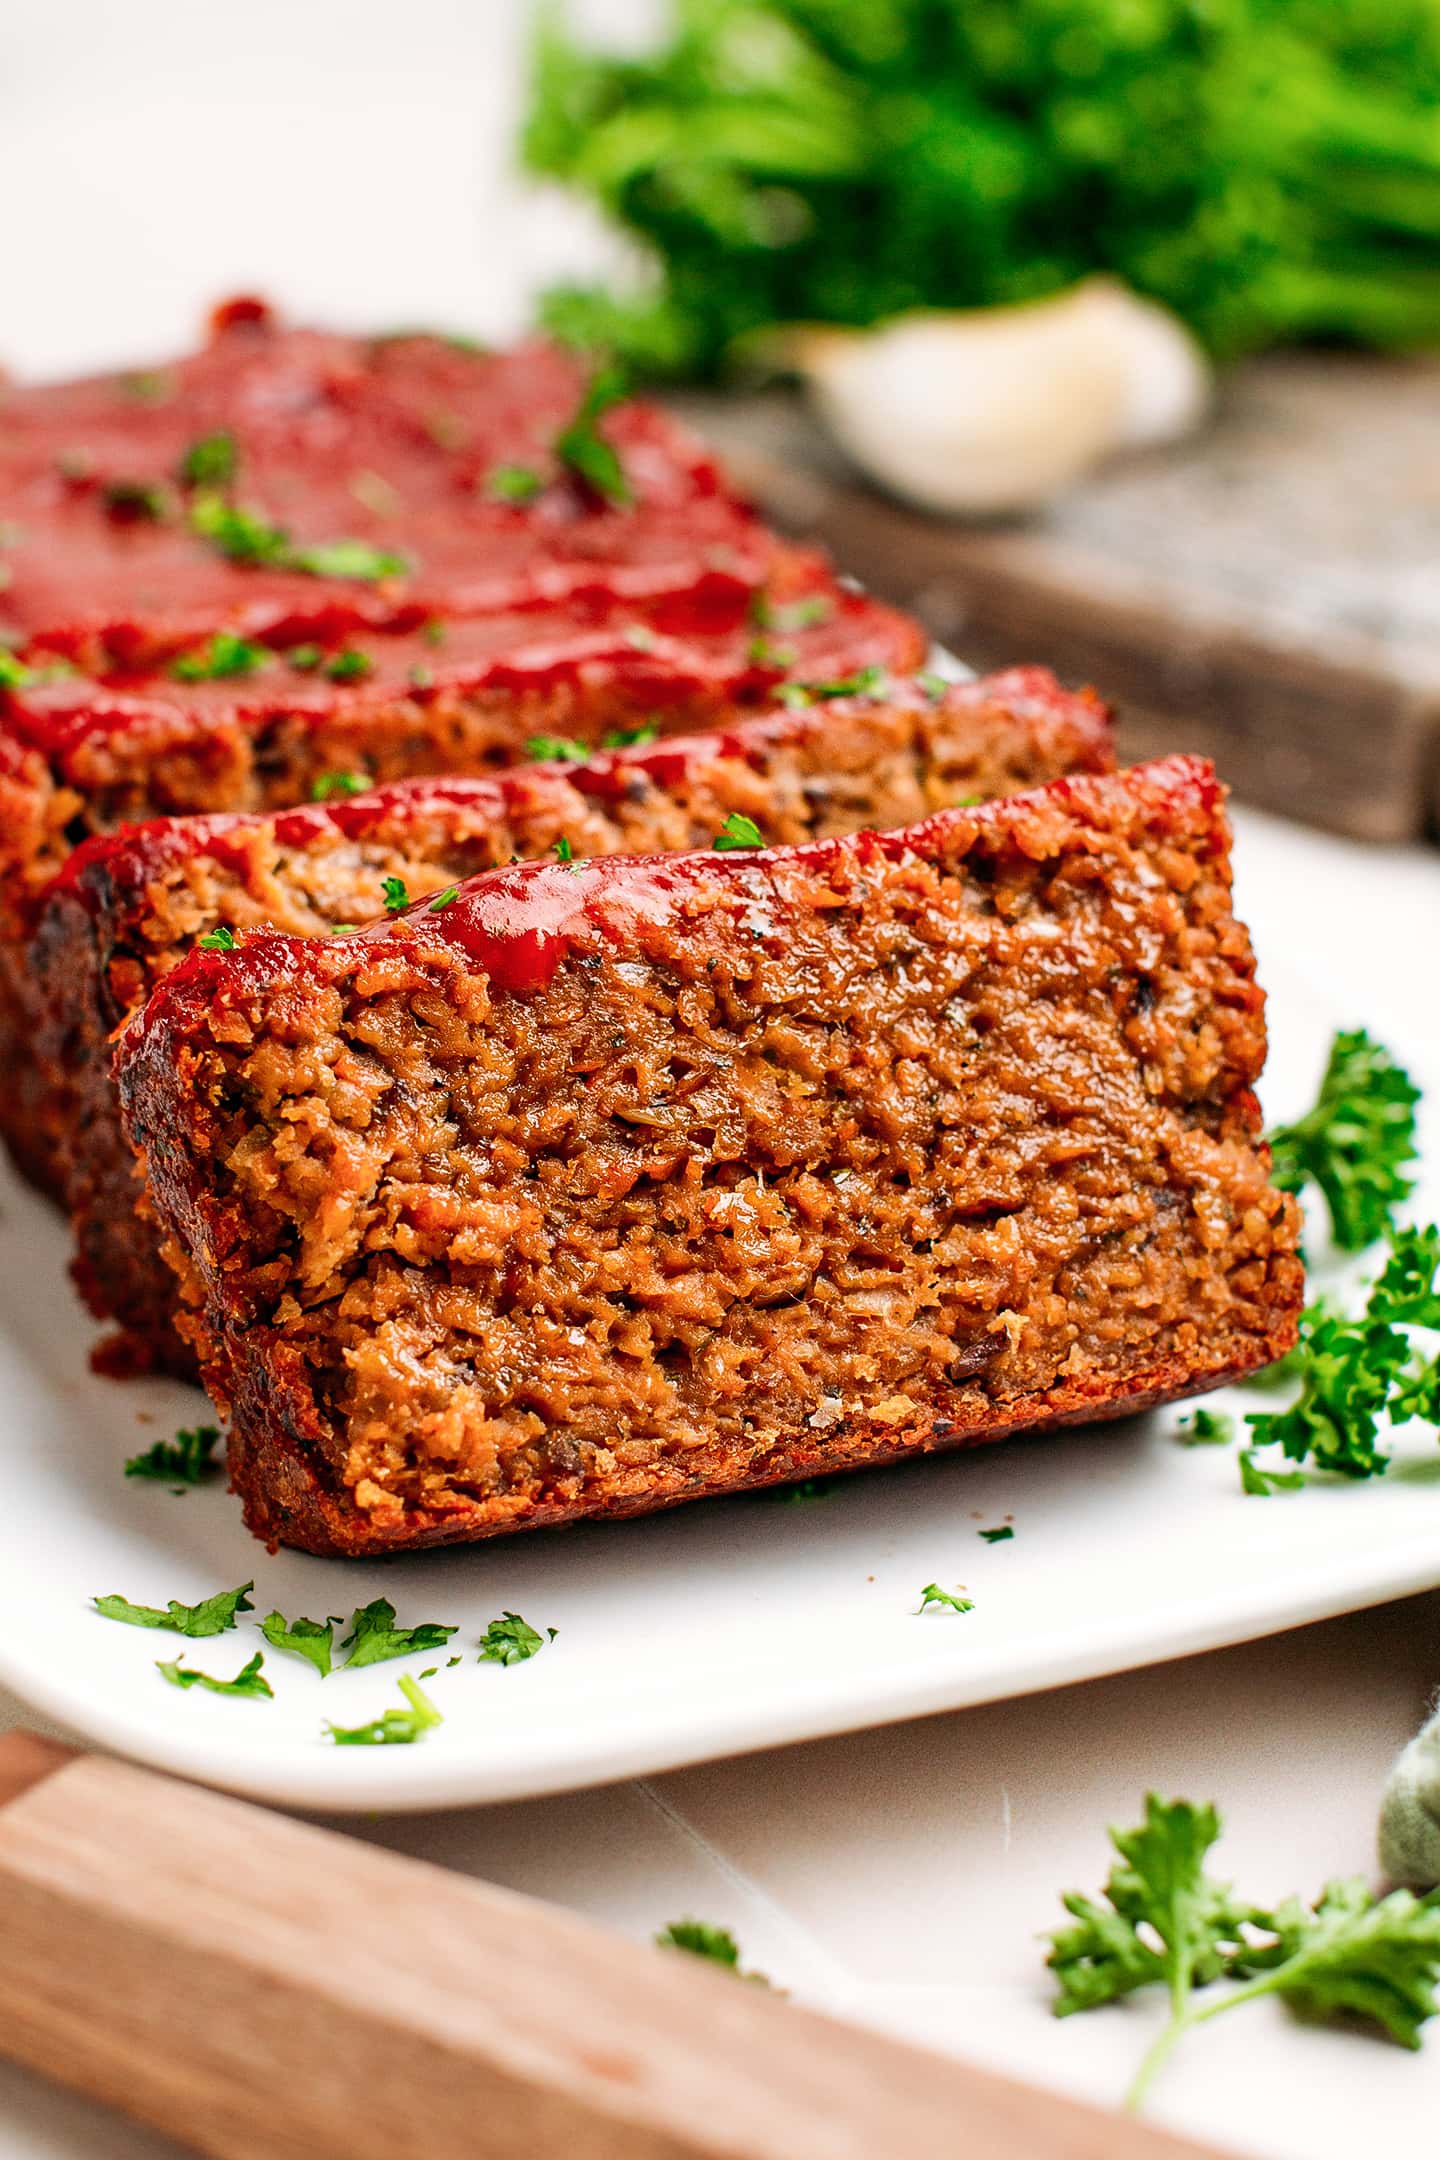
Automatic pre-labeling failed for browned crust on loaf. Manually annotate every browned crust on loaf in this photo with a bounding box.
[37,669,1111,1375]
[118,755,1302,1555]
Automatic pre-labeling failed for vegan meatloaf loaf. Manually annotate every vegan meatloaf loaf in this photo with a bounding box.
[33,667,1112,1378]
[116,754,1303,1557]
[0,297,775,671]
[0,551,924,1190]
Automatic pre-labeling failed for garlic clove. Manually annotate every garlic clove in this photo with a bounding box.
[786,280,1211,517]
[1076,278,1212,449]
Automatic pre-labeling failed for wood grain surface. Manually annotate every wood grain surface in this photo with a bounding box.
[0,1733,1235,2160]
[675,353,1440,845]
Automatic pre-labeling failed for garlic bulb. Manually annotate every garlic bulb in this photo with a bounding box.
[785,279,1211,517]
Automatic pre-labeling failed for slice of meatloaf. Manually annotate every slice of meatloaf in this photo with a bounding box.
[0,552,923,1191]
[115,755,1303,1557]
[32,668,1112,1378]
[0,299,772,671]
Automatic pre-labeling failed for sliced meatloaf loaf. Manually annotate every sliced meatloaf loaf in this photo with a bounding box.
[116,755,1303,1557]
[0,551,923,1191]
[33,668,1111,1377]
[0,298,773,671]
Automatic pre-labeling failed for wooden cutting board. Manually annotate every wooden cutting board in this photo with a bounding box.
[0,1732,1235,2160]
[675,353,1440,845]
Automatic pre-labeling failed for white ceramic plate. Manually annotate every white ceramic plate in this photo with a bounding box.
[0,820,1436,1812]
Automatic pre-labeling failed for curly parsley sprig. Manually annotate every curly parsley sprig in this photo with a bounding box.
[1244,1226,1440,1485]
[1049,1794,1440,2111]
[1268,1028,1420,1251]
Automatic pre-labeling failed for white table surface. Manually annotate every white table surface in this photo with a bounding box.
[3,5,1440,2151]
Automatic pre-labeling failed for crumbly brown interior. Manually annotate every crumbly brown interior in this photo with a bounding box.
[120,765,1302,1555]
[40,679,1108,1376]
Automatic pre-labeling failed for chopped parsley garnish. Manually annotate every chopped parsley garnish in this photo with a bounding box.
[554,365,632,507]
[1238,1449,1306,1496]
[750,593,833,634]
[747,636,798,668]
[1176,1408,1234,1447]
[602,722,659,749]
[1243,1224,1440,1484]
[428,884,460,911]
[487,463,544,504]
[325,1673,443,1747]
[1048,1793,1440,2110]
[978,1525,1014,1544]
[288,537,408,580]
[124,1423,220,1485]
[525,734,589,762]
[179,431,237,488]
[799,664,890,702]
[324,648,373,683]
[330,924,360,937]
[158,1651,272,1700]
[776,683,813,709]
[198,926,237,952]
[552,834,576,865]
[189,491,289,564]
[477,1611,555,1665]
[713,812,763,851]
[260,1611,341,1678]
[422,619,447,645]
[1268,1028,1420,1250]
[409,664,433,689]
[916,1582,974,1615]
[311,771,367,801]
[0,650,33,691]
[103,479,168,522]
[189,492,407,581]
[170,633,266,683]
[915,671,952,700]
[381,876,410,912]
[94,1581,254,1638]
[338,1596,458,1670]
[656,1920,771,1985]
[287,643,323,671]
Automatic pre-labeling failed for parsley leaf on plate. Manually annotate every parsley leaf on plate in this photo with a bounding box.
[94,1581,255,1638]
[978,1525,1015,1543]
[477,1611,555,1665]
[158,1651,272,1700]
[1048,1794,1440,2109]
[657,1920,771,1985]
[1175,1408,1233,1447]
[1238,1449,1306,1496]
[198,925,237,951]
[381,876,410,912]
[1268,1028,1419,1250]
[916,1582,973,1615]
[1243,1226,1440,1484]
[124,1423,221,1485]
[261,1611,342,1678]
[602,722,659,748]
[325,1673,443,1746]
[338,1597,458,1669]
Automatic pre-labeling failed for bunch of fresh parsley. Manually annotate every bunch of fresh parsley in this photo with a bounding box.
[1049,1794,1440,2110]
[524,0,1440,379]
